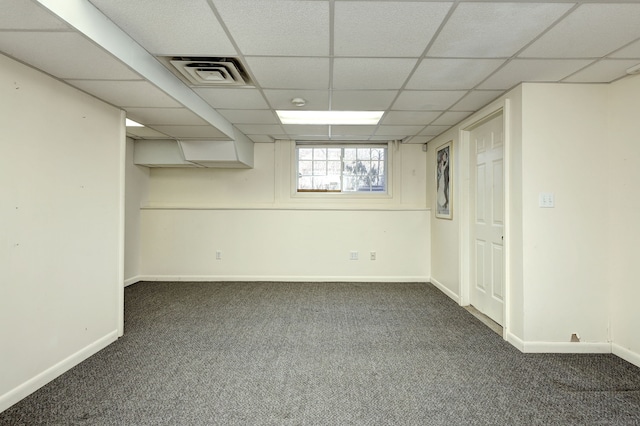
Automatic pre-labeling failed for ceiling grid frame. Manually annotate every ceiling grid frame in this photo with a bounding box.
[1,0,639,146]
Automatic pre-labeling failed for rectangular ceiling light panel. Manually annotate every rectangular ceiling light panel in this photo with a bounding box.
[277,110,384,125]
[125,118,144,127]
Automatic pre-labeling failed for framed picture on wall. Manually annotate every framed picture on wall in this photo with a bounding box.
[435,141,452,219]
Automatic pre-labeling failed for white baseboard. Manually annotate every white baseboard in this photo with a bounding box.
[124,276,142,287]
[429,277,460,303]
[612,343,640,368]
[505,333,612,354]
[522,341,611,354]
[461,330,638,364]
[506,332,525,352]
[137,275,430,283]
[0,330,118,413]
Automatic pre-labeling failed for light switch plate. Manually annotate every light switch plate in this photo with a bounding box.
[539,192,555,208]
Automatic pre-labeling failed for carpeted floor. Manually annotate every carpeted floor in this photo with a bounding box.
[1,281,639,425]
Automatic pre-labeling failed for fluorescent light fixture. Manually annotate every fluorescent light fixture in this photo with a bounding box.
[125,118,144,127]
[277,110,383,125]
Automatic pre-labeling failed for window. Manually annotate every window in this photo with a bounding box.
[296,143,387,193]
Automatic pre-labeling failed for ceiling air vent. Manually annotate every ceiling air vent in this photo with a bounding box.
[169,57,252,86]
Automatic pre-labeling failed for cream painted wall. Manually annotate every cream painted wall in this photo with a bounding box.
[145,141,427,209]
[124,137,149,285]
[427,135,460,300]
[0,54,123,411]
[505,88,525,340]
[520,83,610,344]
[607,74,640,363]
[140,141,430,281]
[427,86,524,339]
[140,209,429,281]
[428,81,639,356]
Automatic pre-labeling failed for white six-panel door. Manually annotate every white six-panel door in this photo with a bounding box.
[469,113,505,326]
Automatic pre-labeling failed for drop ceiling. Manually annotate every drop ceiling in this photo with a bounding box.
[2,0,640,146]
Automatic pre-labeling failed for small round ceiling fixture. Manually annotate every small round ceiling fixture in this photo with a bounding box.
[291,97,306,107]
[626,63,640,75]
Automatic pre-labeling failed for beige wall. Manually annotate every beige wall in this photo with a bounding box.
[427,86,523,332]
[0,54,124,411]
[607,74,640,365]
[139,141,430,281]
[124,137,149,284]
[520,83,609,345]
[140,209,429,281]
[145,141,427,209]
[427,76,640,364]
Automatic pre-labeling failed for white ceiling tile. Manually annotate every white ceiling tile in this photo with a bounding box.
[212,0,329,56]
[283,125,330,136]
[521,4,640,58]
[263,90,330,110]
[429,2,573,58]
[89,0,236,56]
[125,108,208,126]
[334,2,451,57]
[246,57,330,89]
[235,124,286,135]
[430,112,472,126]
[10,0,638,146]
[217,109,279,124]
[406,59,505,90]
[478,59,593,90]
[67,80,181,107]
[563,59,640,83]
[375,126,425,137]
[150,125,228,139]
[298,135,335,141]
[331,91,398,111]
[381,111,440,126]
[610,40,640,59]
[0,0,69,30]
[420,126,451,136]
[0,32,141,80]
[194,88,269,109]
[330,126,378,136]
[449,91,504,112]
[393,91,467,111]
[333,58,417,90]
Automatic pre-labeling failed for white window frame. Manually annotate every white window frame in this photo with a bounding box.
[293,141,392,198]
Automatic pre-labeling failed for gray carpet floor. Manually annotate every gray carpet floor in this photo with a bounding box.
[1,281,639,425]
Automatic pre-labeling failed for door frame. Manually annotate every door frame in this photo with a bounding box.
[458,100,511,340]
